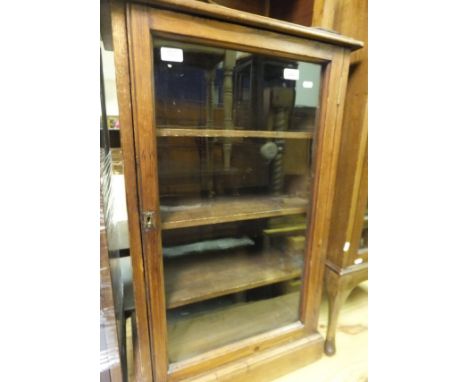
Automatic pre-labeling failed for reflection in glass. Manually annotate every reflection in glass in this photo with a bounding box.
[154,39,322,132]
[157,137,312,208]
[153,38,322,363]
[163,215,306,362]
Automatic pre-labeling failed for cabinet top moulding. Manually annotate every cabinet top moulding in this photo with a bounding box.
[137,0,364,51]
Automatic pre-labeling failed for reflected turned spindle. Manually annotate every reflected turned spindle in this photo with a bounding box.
[223,51,236,170]
[271,87,294,195]
[204,69,215,197]
[272,107,286,195]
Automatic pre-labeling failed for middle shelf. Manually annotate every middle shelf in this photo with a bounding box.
[161,195,309,230]
[164,247,303,309]
[157,127,314,140]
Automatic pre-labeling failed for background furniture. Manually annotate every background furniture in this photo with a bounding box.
[100,147,124,382]
[311,0,368,356]
[101,0,363,380]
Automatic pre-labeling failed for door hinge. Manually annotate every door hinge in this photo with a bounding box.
[141,210,156,232]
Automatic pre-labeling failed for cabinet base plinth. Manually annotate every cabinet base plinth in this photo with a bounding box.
[181,334,323,382]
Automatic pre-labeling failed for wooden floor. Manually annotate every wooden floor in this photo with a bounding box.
[273,281,368,382]
[126,281,368,382]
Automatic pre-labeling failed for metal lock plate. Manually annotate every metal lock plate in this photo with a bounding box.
[142,211,156,231]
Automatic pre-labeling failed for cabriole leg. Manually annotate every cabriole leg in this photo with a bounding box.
[324,268,353,356]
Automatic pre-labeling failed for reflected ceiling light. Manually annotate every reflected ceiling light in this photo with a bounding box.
[160,47,184,62]
[283,68,299,80]
[302,81,314,89]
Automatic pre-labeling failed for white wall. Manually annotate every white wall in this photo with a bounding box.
[101,46,119,116]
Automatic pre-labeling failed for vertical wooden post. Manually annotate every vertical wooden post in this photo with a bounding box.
[204,69,215,197]
[205,70,215,128]
[311,0,337,30]
[223,51,236,170]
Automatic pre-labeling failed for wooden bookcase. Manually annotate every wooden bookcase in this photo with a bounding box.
[101,0,362,380]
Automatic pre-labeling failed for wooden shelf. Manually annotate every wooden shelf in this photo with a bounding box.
[165,248,303,309]
[157,127,313,140]
[161,195,308,230]
[167,291,300,363]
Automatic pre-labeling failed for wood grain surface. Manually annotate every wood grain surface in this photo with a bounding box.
[124,3,359,380]
[125,282,368,381]
[142,0,363,50]
[109,2,154,380]
[157,128,313,140]
[165,249,303,308]
[161,195,309,230]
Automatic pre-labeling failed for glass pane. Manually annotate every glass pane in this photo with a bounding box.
[164,215,306,361]
[153,37,323,364]
[154,39,322,132]
[158,137,312,209]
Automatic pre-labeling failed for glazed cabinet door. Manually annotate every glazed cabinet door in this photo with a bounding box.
[127,4,350,380]
[156,39,321,363]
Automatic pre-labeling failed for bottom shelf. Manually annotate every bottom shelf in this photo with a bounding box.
[167,290,301,363]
